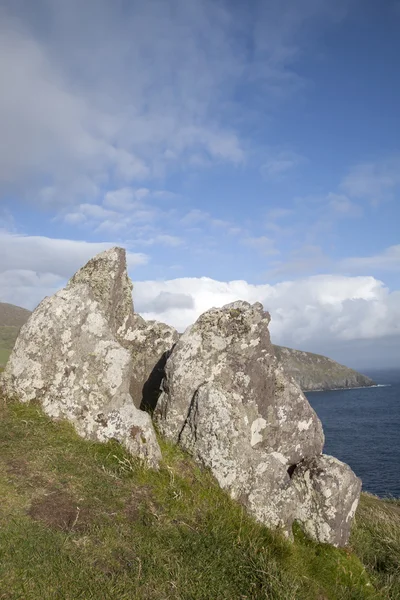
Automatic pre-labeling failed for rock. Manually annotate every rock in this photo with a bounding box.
[155,301,360,542]
[291,455,362,547]
[121,313,179,410]
[1,248,161,467]
[156,301,324,461]
[273,345,375,391]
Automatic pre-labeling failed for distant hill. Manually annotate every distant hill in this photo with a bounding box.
[273,345,375,391]
[0,302,31,328]
[0,302,375,391]
[0,302,31,366]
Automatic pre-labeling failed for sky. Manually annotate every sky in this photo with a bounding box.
[0,0,399,370]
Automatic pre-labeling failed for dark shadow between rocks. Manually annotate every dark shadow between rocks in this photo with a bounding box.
[140,350,171,413]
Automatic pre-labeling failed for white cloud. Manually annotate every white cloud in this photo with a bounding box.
[180,210,209,226]
[266,208,294,220]
[0,232,148,278]
[180,209,233,231]
[139,235,184,248]
[103,188,150,211]
[0,0,350,206]
[1,231,398,367]
[241,236,279,256]
[0,1,246,204]
[261,151,305,178]
[133,275,400,350]
[267,245,329,277]
[327,193,362,217]
[340,245,400,273]
[341,156,400,205]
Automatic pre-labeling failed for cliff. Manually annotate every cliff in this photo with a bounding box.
[273,345,375,391]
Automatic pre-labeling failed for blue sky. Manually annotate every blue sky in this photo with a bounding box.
[0,0,399,368]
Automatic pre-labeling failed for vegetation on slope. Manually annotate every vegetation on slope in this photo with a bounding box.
[273,345,375,391]
[0,302,31,366]
[0,394,398,599]
[0,302,31,328]
[0,327,19,366]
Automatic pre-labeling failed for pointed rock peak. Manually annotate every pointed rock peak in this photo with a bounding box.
[67,247,134,335]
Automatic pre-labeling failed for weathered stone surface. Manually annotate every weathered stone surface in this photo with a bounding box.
[1,248,161,467]
[291,455,362,547]
[156,301,324,458]
[121,313,179,410]
[156,301,360,540]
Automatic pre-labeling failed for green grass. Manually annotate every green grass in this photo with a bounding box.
[0,326,20,350]
[0,348,11,367]
[0,395,397,599]
[0,325,18,366]
[351,494,400,599]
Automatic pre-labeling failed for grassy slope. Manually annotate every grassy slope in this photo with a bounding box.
[0,396,398,599]
[0,326,19,366]
[0,302,31,366]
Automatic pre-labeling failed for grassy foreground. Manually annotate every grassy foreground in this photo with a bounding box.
[0,395,398,600]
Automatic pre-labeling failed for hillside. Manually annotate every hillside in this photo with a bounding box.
[273,345,375,391]
[0,394,399,599]
[0,302,31,366]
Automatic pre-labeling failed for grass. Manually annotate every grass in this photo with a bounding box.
[351,494,400,599]
[0,395,398,600]
[0,325,18,366]
[0,348,10,367]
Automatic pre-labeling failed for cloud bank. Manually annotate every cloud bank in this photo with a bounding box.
[1,233,399,370]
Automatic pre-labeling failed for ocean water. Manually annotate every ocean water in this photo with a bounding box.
[306,369,400,498]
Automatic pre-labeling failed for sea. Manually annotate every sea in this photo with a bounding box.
[306,369,400,498]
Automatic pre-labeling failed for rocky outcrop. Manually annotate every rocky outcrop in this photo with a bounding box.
[1,249,363,547]
[273,345,375,391]
[155,301,361,546]
[121,313,179,410]
[0,248,161,467]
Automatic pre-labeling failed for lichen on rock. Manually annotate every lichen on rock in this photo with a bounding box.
[1,248,362,547]
[0,247,161,467]
[155,300,361,546]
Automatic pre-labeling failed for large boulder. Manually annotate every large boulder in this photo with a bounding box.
[155,301,361,545]
[291,455,362,547]
[0,248,161,467]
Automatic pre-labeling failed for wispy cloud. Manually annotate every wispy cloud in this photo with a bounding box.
[340,245,400,273]
[241,235,279,256]
[327,193,362,217]
[0,0,351,207]
[341,156,400,205]
[261,150,306,179]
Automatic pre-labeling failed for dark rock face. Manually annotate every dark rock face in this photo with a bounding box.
[273,345,375,391]
[155,301,361,546]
